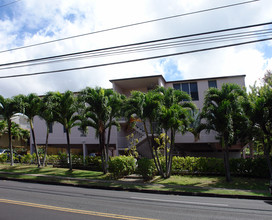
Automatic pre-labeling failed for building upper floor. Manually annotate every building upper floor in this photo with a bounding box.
[110,74,246,109]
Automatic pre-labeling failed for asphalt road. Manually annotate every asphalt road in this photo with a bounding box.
[0,180,272,220]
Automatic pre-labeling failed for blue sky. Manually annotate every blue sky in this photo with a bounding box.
[0,0,272,97]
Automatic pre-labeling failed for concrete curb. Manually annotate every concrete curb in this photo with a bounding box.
[0,172,271,201]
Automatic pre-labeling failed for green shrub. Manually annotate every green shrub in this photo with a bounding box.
[0,153,8,163]
[170,156,271,178]
[108,156,136,179]
[72,155,84,166]
[137,158,157,181]
[46,155,59,165]
[21,154,32,164]
[85,156,102,171]
[57,152,68,166]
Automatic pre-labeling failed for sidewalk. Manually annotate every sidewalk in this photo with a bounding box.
[0,171,271,200]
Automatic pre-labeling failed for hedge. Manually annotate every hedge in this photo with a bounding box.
[108,156,136,179]
[137,158,157,181]
[2,153,271,179]
[171,156,271,178]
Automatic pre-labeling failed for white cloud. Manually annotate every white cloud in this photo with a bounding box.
[0,0,272,97]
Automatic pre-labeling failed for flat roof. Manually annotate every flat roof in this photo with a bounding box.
[110,74,166,83]
[168,74,246,83]
[110,74,246,83]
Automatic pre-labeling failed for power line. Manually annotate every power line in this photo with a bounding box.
[1,20,271,68]
[0,0,22,8]
[1,28,271,71]
[0,36,271,79]
[0,0,260,54]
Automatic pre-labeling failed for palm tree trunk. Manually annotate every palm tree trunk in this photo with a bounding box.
[102,130,108,174]
[223,146,231,182]
[8,120,14,166]
[42,126,49,167]
[106,124,112,171]
[264,142,272,179]
[99,132,107,174]
[166,129,175,178]
[30,120,40,167]
[144,122,163,177]
[66,131,72,171]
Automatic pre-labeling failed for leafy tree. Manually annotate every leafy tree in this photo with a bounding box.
[79,87,123,173]
[16,94,42,167]
[51,91,78,171]
[39,92,57,167]
[202,83,247,182]
[0,96,20,166]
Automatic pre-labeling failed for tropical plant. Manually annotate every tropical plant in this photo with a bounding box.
[15,94,42,167]
[0,95,19,166]
[39,92,57,167]
[246,74,272,178]
[51,91,78,171]
[124,90,163,175]
[188,110,206,142]
[202,83,247,182]
[125,88,195,178]
[156,87,195,178]
[78,87,124,173]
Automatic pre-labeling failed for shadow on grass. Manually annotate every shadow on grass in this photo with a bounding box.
[155,175,269,191]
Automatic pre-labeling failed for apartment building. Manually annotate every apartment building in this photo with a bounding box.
[31,74,246,159]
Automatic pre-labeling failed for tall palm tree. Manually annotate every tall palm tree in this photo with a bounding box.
[124,90,163,175]
[39,92,56,167]
[79,87,122,173]
[156,87,195,178]
[247,83,272,178]
[188,110,206,142]
[16,94,42,167]
[52,91,78,171]
[106,91,125,159]
[202,83,247,182]
[0,96,19,166]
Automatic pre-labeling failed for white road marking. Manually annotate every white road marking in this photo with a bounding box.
[131,197,229,207]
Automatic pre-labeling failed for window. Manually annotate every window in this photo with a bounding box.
[49,122,53,133]
[189,82,199,101]
[173,82,199,101]
[173,83,180,90]
[208,80,217,88]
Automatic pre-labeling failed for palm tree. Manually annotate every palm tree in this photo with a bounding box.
[0,96,19,166]
[156,87,195,178]
[125,88,195,178]
[106,91,125,159]
[39,92,56,167]
[247,82,272,178]
[202,83,247,182]
[188,110,206,142]
[79,87,122,173]
[52,91,78,171]
[124,90,163,175]
[16,94,42,167]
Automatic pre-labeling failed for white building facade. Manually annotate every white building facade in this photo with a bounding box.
[31,74,246,158]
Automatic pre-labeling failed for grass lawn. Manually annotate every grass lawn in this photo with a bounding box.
[155,175,269,191]
[0,164,271,197]
[0,164,107,179]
